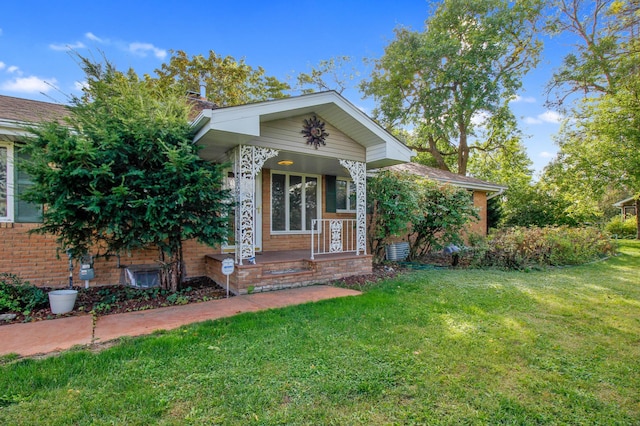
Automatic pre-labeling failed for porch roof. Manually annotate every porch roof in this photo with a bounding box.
[191,91,413,169]
[613,196,637,208]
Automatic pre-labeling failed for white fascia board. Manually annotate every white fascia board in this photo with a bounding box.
[613,196,637,207]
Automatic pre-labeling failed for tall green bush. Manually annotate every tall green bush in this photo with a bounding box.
[605,216,637,238]
[409,181,479,259]
[367,170,479,262]
[366,170,420,262]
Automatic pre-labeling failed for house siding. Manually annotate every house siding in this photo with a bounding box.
[257,115,366,162]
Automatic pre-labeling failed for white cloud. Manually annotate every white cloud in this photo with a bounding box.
[7,65,20,74]
[0,62,5,71]
[471,110,490,127]
[49,41,86,51]
[1,76,57,93]
[540,151,554,158]
[512,95,536,103]
[128,42,167,59]
[523,110,563,125]
[539,111,563,123]
[74,80,88,91]
[85,32,104,43]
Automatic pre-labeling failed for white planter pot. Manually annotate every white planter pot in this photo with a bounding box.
[48,289,78,314]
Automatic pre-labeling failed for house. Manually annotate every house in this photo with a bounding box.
[0,92,413,293]
[613,196,637,219]
[384,162,506,235]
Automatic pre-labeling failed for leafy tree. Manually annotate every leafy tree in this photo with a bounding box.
[362,0,543,175]
[153,50,290,106]
[545,0,636,106]
[408,180,480,259]
[467,109,534,227]
[367,170,420,262]
[21,56,232,291]
[295,56,361,95]
[367,170,479,261]
[544,0,640,237]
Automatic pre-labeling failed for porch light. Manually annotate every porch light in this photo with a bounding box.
[277,160,294,166]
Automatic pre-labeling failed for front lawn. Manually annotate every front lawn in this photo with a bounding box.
[1,241,639,425]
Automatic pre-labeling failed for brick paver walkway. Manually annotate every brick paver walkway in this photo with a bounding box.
[0,285,360,357]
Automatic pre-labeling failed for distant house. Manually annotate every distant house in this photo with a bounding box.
[384,162,506,236]
[613,196,638,219]
[1,92,413,293]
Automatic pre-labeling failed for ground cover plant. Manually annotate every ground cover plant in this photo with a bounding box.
[0,277,227,326]
[0,241,638,424]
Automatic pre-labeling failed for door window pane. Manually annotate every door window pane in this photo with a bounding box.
[289,175,302,231]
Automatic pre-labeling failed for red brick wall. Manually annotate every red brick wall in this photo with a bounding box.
[206,253,372,294]
[0,222,216,288]
[468,191,487,237]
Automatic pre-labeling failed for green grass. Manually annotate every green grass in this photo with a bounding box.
[1,241,639,425]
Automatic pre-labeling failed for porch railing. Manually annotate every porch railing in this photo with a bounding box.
[310,219,360,260]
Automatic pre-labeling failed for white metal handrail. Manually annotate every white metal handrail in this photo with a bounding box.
[310,219,359,259]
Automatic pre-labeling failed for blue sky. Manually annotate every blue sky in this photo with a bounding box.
[0,0,568,175]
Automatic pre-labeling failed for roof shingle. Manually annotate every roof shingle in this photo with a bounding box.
[0,95,69,124]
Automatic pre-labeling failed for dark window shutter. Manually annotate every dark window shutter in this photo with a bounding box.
[325,175,336,213]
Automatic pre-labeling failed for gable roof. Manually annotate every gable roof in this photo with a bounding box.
[383,162,506,196]
[0,95,69,123]
[191,91,413,168]
[0,95,70,141]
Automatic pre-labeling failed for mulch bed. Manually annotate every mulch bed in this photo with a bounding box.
[1,276,227,327]
[1,265,412,327]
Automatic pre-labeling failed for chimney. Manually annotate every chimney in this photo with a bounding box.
[199,79,206,99]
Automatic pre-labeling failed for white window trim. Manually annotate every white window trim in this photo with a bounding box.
[336,177,357,213]
[0,142,14,222]
[270,170,322,235]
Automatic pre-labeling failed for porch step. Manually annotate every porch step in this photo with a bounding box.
[262,267,313,276]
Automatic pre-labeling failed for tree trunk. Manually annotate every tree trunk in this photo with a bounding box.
[158,243,184,292]
[458,121,469,176]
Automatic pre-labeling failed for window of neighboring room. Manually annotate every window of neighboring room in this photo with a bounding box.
[0,143,13,222]
[336,178,357,212]
[0,143,43,223]
[14,150,43,223]
[271,172,320,233]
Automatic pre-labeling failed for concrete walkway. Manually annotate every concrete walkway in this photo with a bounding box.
[0,285,361,357]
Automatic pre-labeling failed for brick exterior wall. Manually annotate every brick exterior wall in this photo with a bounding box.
[0,222,215,288]
[469,191,487,236]
[206,253,372,295]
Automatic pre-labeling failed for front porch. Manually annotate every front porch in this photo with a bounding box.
[205,250,372,295]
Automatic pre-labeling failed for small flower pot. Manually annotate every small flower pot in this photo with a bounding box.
[48,289,78,314]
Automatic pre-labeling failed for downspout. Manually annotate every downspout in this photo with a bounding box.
[486,187,505,201]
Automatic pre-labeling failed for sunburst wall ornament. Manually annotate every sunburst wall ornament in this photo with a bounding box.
[301,115,329,149]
